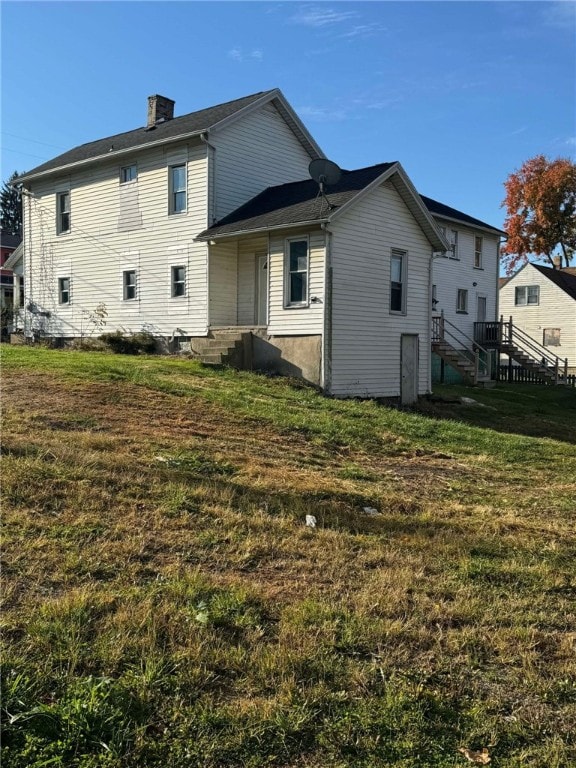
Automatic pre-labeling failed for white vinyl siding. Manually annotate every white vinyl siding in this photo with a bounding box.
[211,102,315,220]
[499,263,576,369]
[24,140,208,337]
[209,241,238,326]
[330,181,432,398]
[431,221,499,341]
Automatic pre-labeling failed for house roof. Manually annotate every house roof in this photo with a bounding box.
[3,241,23,271]
[0,232,22,250]
[531,263,576,301]
[420,195,505,236]
[197,162,397,239]
[19,89,322,183]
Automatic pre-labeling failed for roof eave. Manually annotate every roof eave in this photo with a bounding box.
[18,129,207,185]
[195,217,328,242]
[431,212,506,237]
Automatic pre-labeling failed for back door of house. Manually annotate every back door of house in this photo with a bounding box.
[401,334,419,405]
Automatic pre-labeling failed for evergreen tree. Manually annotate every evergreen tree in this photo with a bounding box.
[1,171,23,236]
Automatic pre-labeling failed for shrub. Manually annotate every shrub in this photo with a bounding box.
[99,330,157,355]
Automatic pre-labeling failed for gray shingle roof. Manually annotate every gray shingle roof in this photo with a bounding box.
[420,195,505,235]
[532,263,576,301]
[20,91,276,181]
[197,163,396,239]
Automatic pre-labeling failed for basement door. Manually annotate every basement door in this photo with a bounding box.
[400,334,419,405]
[256,254,268,325]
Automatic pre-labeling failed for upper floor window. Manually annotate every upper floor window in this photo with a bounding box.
[58,277,70,304]
[390,249,407,314]
[456,288,468,313]
[57,191,70,234]
[285,238,309,306]
[171,265,186,297]
[123,270,137,300]
[449,229,458,259]
[515,285,539,306]
[474,236,483,268]
[169,164,187,214]
[120,164,137,184]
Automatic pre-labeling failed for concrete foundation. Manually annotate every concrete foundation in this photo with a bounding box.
[251,334,322,386]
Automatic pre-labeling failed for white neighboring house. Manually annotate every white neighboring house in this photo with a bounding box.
[499,263,576,374]
[16,87,507,401]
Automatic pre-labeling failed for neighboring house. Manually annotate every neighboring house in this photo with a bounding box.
[17,88,505,400]
[499,262,576,374]
[0,231,22,314]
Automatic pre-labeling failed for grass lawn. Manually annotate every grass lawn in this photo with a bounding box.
[2,346,575,767]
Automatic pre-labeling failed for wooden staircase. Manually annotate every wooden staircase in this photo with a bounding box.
[475,317,568,385]
[432,314,492,385]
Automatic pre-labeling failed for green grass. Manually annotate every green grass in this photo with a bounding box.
[2,346,575,767]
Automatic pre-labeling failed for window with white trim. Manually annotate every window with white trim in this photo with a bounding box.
[171,265,186,297]
[120,164,137,184]
[285,238,309,306]
[58,277,70,304]
[456,288,468,313]
[449,229,458,259]
[123,270,137,300]
[543,328,560,347]
[515,285,539,305]
[57,191,70,234]
[474,236,483,268]
[390,249,407,313]
[169,164,187,214]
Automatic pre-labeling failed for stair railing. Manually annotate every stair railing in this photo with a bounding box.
[502,316,568,383]
[432,311,492,381]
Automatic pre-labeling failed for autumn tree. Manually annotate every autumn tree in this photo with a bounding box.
[0,171,22,236]
[501,155,576,274]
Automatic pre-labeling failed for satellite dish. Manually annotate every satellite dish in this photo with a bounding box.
[309,158,342,188]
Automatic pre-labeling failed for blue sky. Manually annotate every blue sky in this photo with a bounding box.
[1,1,575,231]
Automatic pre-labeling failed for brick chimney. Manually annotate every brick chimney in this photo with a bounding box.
[147,95,175,127]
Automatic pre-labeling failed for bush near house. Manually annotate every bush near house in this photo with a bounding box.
[2,347,575,768]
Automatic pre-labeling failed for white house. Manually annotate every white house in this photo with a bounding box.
[499,263,576,374]
[17,88,505,401]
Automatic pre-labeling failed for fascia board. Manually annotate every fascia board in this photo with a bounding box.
[18,131,207,185]
[432,212,506,238]
[3,243,23,270]
[195,218,327,242]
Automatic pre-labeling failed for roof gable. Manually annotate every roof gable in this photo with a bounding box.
[531,263,576,301]
[19,89,322,183]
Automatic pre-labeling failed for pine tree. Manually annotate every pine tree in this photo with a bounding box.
[1,171,23,236]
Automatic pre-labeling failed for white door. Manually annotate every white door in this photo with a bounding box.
[476,295,487,322]
[401,334,419,405]
[256,254,268,325]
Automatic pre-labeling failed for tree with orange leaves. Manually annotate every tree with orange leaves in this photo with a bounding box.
[501,155,576,275]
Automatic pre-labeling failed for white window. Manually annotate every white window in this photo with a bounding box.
[474,236,483,268]
[449,230,458,259]
[390,249,407,313]
[543,328,560,347]
[58,277,70,304]
[285,238,309,306]
[171,265,186,297]
[120,164,137,184]
[169,164,187,214]
[57,191,70,234]
[515,285,539,305]
[457,288,468,313]
[123,270,137,300]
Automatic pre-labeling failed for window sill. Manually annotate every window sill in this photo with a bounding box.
[168,211,187,217]
[284,303,310,310]
[473,266,484,270]
[456,310,468,314]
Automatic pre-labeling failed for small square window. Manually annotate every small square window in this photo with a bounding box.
[57,191,70,234]
[543,328,560,347]
[58,277,70,304]
[120,165,137,184]
[456,288,468,313]
[171,265,186,297]
[123,270,137,300]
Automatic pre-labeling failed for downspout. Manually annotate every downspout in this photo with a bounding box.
[321,223,333,394]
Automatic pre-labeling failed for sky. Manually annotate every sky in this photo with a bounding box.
[1,0,575,233]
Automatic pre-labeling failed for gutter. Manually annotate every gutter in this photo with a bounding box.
[321,223,333,394]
